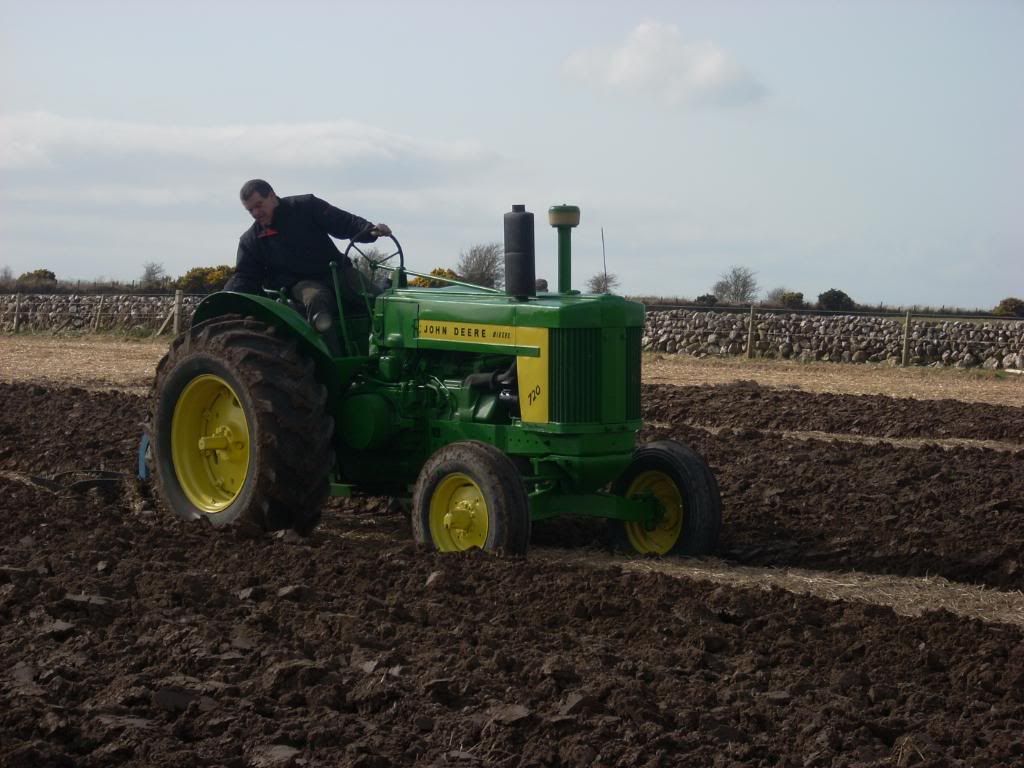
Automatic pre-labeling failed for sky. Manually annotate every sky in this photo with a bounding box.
[1,0,1021,308]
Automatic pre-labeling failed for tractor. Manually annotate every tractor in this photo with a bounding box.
[146,204,721,556]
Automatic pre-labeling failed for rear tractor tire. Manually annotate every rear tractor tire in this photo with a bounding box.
[412,441,530,555]
[150,315,334,535]
[609,439,721,556]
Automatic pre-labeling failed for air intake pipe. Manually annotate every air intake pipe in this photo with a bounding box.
[504,204,535,300]
[548,204,580,294]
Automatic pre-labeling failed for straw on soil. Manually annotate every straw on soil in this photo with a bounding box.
[542,549,1024,628]
[645,353,1024,407]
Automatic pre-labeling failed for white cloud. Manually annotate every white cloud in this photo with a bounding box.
[4,184,217,207]
[563,21,765,107]
[0,112,490,171]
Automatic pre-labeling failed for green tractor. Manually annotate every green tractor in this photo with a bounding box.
[147,205,721,556]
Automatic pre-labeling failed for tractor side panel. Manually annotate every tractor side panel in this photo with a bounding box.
[514,326,548,423]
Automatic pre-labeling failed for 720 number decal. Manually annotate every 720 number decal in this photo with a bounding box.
[527,384,542,405]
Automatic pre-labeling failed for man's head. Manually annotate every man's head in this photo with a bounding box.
[240,179,279,228]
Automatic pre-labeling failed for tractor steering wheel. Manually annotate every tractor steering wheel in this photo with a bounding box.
[343,226,404,276]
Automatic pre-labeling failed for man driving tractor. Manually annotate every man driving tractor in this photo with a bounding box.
[224,178,391,353]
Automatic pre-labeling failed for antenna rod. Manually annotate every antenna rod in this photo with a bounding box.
[601,227,607,285]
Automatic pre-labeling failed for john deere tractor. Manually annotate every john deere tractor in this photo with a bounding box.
[147,204,721,556]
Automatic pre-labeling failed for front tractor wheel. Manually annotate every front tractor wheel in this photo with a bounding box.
[150,315,334,535]
[412,441,530,555]
[609,440,721,556]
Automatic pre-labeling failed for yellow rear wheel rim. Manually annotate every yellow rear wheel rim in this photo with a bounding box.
[428,473,489,551]
[171,374,250,513]
[625,470,683,555]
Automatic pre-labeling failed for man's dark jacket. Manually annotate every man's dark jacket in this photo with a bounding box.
[225,194,377,294]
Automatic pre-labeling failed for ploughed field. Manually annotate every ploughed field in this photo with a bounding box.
[1,377,1023,767]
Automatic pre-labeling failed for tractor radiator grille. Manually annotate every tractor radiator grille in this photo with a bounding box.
[626,326,642,420]
[549,328,602,423]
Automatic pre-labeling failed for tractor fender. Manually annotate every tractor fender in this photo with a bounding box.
[190,291,345,395]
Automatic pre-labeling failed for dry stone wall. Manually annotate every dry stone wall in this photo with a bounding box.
[0,294,201,334]
[645,309,1024,369]
[2,294,1023,369]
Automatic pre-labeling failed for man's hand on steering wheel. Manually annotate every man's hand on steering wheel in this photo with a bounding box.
[370,223,391,238]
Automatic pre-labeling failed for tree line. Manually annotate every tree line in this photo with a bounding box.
[0,264,232,295]
[680,265,1023,317]
[2,259,1020,317]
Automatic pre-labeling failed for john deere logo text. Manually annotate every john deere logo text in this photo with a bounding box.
[417,322,515,344]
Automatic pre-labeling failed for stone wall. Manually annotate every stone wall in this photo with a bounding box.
[3,294,1023,369]
[0,294,201,334]
[644,308,1024,369]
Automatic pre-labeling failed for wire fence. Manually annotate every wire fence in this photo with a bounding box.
[2,292,1023,369]
[643,305,1024,369]
[0,292,204,336]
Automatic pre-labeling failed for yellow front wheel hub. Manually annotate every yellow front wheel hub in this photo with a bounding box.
[625,470,684,555]
[428,473,489,551]
[171,374,251,513]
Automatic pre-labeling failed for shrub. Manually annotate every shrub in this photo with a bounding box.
[409,267,460,288]
[695,294,718,306]
[15,268,58,291]
[176,265,235,294]
[781,291,805,309]
[763,288,805,309]
[817,288,856,312]
[993,297,1024,317]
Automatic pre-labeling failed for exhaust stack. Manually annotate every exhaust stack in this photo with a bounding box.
[504,204,536,300]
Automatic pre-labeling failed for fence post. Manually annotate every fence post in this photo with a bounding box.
[172,290,183,336]
[93,295,105,332]
[13,293,22,333]
[901,311,912,367]
[746,304,756,359]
